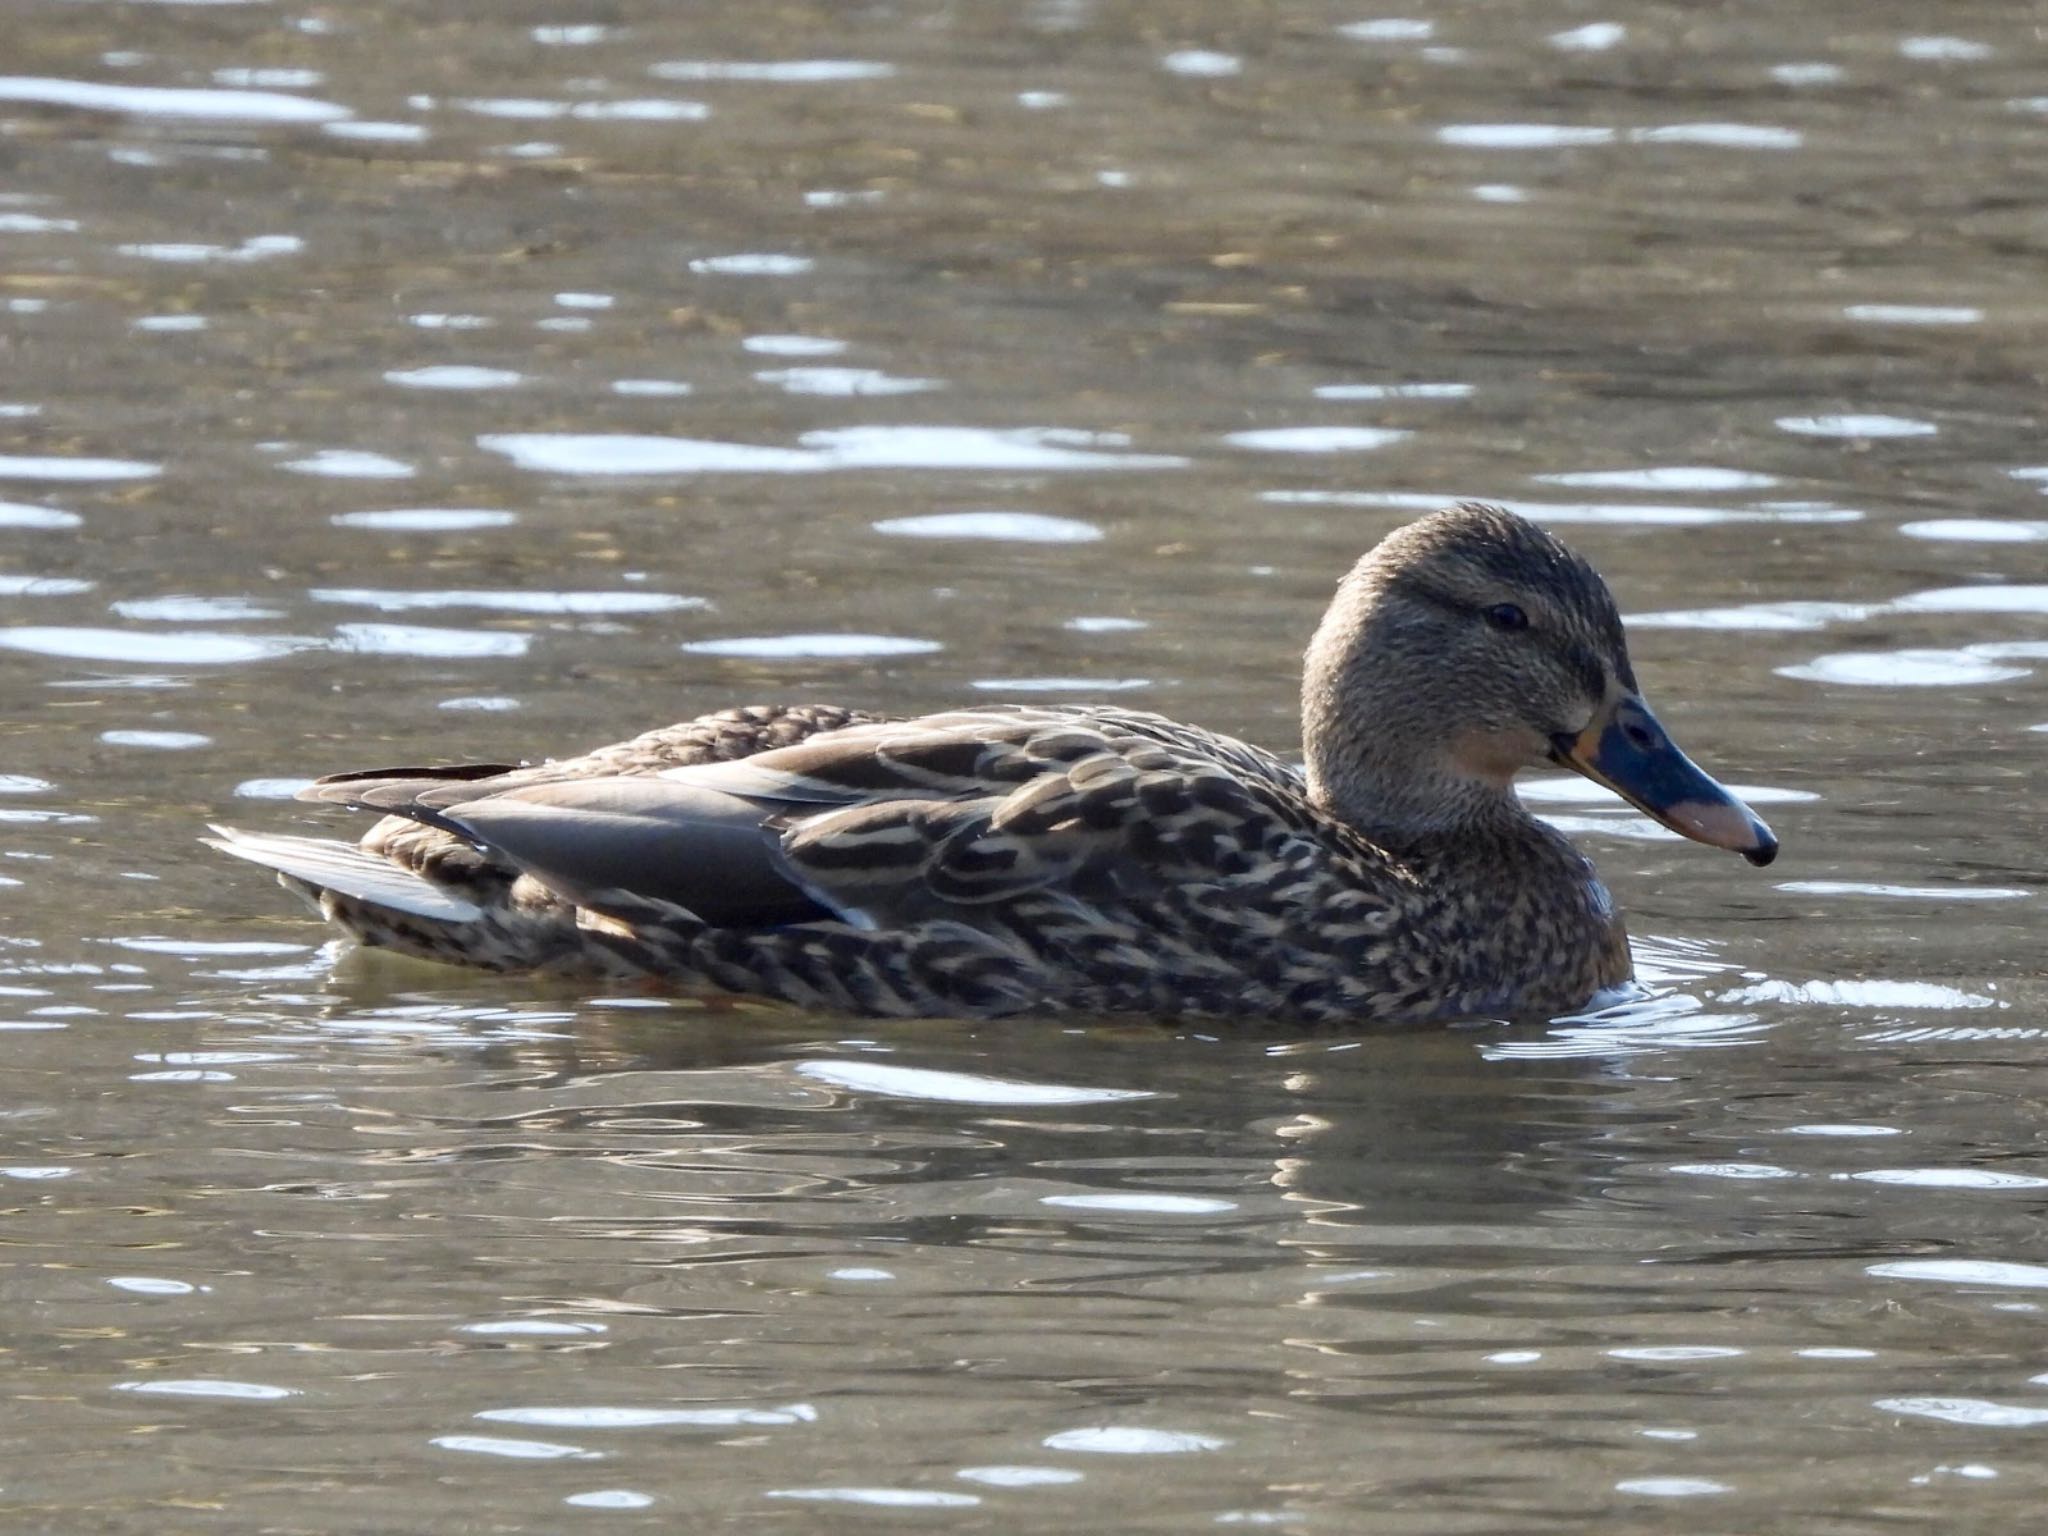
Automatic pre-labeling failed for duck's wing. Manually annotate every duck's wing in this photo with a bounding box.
[211,704,902,972]
[765,710,1324,932]
[281,703,899,888]
[405,706,1327,940]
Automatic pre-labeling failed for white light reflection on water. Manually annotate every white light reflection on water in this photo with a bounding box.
[113,596,282,622]
[0,628,313,664]
[478,1404,813,1428]
[331,509,517,531]
[233,777,315,799]
[1638,124,1802,148]
[1537,467,1778,491]
[651,61,896,82]
[1720,980,1996,1009]
[1775,881,2029,901]
[1487,1001,1769,1059]
[280,449,415,478]
[766,1488,980,1508]
[448,97,708,123]
[324,121,428,144]
[1777,649,2029,687]
[0,212,80,233]
[1042,1427,1227,1454]
[1161,50,1242,77]
[1440,124,1618,148]
[0,500,82,529]
[744,334,847,356]
[384,366,524,390]
[1315,382,1470,400]
[1224,427,1410,453]
[0,454,158,481]
[1869,1259,2048,1288]
[1261,490,1860,525]
[1879,1398,2048,1428]
[100,731,211,750]
[1900,520,2048,542]
[1894,585,2048,614]
[794,1059,1151,1106]
[1774,62,1845,85]
[973,676,1151,692]
[1042,1192,1238,1214]
[1439,123,1799,150]
[115,1379,299,1400]
[1551,22,1626,51]
[1340,20,1434,42]
[957,1466,1083,1487]
[688,253,813,276]
[311,588,701,615]
[108,1276,198,1295]
[329,624,529,659]
[483,427,1188,474]
[1843,304,1982,324]
[439,696,520,712]
[681,634,938,659]
[431,1434,600,1461]
[1846,1169,2048,1190]
[756,367,940,396]
[119,235,303,264]
[1776,413,1936,437]
[0,76,352,123]
[1615,1478,1730,1498]
[564,1491,653,1510]
[1899,36,1993,62]
[873,511,1101,542]
[1629,600,1881,631]
[1668,1162,1800,1181]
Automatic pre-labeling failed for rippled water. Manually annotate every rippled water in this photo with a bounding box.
[4,1,2047,1530]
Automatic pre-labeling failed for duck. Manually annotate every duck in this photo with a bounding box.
[207,502,1777,1024]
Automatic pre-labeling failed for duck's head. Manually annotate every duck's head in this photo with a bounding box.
[1302,502,1777,865]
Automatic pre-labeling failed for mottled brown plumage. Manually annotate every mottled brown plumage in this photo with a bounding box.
[208,504,1777,1023]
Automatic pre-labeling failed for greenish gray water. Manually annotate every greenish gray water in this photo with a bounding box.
[2,1,2046,1530]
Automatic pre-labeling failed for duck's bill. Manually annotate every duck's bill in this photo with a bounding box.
[1548,696,1778,867]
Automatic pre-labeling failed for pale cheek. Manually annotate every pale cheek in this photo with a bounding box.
[1448,727,1544,785]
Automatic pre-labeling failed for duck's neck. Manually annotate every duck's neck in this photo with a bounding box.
[1299,578,1536,850]
[1302,720,1531,849]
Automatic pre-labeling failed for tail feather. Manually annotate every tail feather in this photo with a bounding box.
[204,825,486,923]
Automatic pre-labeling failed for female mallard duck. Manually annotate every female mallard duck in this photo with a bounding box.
[209,503,1776,1023]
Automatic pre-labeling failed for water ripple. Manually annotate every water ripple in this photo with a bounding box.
[311,588,701,615]
[0,500,82,529]
[0,454,158,481]
[873,511,1101,542]
[483,427,1187,475]
[0,76,351,123]
[794,1060,1150,1106]
[0,628,311,664]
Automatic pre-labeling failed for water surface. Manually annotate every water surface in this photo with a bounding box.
[3,1,2046,1530]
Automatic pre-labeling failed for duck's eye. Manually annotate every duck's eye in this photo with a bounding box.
[1484,602,1530,632]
